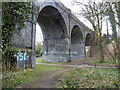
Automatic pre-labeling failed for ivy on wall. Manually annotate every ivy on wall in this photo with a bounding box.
[0,2,2,64]
[2,2,33,70]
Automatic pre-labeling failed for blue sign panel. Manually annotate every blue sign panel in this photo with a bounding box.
[17,51,32,70]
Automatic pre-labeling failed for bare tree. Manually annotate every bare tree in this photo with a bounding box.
[116,1,120,88]
[73,0,106,62]
[73,0,120,86]
[105,2,118,60]
[104,1,120,87]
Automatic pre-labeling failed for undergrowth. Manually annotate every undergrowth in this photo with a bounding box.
[54,67,118,88]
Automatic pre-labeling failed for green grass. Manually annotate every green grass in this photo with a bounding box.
[36,57,51,63]
[36,57,117,66]
[36,57,66,64]
[96,59,118,66]
[2,64,64,88]
[54,67,118,88]
[36,59,48,63]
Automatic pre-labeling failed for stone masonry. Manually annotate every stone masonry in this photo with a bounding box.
[11,0,94,68]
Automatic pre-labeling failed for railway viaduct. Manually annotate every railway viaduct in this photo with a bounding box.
[10,0,94,68]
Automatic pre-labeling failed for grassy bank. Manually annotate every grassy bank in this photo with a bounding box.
[2,64,64,88]
[53,67,118,88]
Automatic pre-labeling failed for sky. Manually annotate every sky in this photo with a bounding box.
[36,0,113,45]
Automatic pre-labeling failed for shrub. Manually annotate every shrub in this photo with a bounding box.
[35,43,43,57]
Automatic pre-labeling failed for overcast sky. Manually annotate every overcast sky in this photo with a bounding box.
[36,0,113,44]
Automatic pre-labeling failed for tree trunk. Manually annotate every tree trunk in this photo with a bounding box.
[108,3,118,59]
[99,38,104,63]
[106,19,109,43]
[108,4,117,40]
[89,39,93,57]
[118,36,120,88]
[118,1,120,88]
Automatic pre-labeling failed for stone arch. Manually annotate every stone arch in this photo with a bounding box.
[71,26,83,44]
[85,33,92,46]
[85,33,92,57]
[38,2,69,34]
[70,23,84,37]
[70,25,84,60]
[37,5,69,62]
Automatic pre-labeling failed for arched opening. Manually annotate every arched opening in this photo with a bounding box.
[85,33,92,57]
[36,23,43,45]
[35,23,43,60]
[70,26,84,60]
[85,33,92,46]
[37,6,69,62]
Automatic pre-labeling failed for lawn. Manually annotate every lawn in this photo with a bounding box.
[36,57,116,67]
[36,57,66,64]
[2,64,64,88]
[53,67,118,88]
[36,57,48,63]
